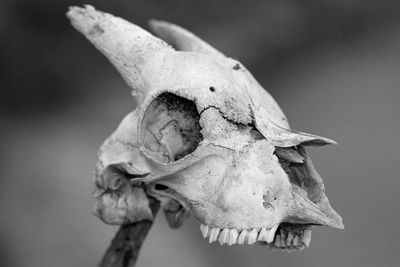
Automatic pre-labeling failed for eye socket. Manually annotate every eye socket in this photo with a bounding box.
[140,92,203,163]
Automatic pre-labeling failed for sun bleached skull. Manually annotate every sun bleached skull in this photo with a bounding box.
[68,5,343,251]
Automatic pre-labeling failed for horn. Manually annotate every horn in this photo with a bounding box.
[149,19,225,57]
[286,192,344,229]
[66,5,173,101]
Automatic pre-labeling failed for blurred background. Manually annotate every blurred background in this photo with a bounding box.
[1,0,400,266]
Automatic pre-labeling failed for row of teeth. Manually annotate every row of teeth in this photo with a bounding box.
[271,229,312,249]
[200,224,279,245]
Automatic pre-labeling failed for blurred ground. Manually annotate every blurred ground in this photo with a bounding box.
[1,0,400,267]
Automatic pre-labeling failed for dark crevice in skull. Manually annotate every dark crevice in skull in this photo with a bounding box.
[277,222,311,235]
[200,104,249,129]
[141,93,203,163]
[149,183,184,211]
[150,183,189,228]
[198,105,218,117]
[271,222,311,249]
[275,147,343,229]
[249,124,264,140]
[154,183,168,190]
[199,104,266,142]
[101,164,150,192]
[274,146,322,205]
[258,222,312,249]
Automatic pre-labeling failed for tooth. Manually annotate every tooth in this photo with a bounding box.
[200,224,209,239]
[117,197,125,208]
[292,235,300,247]
[266,225,279,243]
[258,227,275,243]
[274,234,281,247]
[257,227,267,242]
[209,228,220,243]
[280,232,286,247]
[301,229,312,247]
[247,228,258,245]
[237,229,247,244]
[218,228,229,245]
[228,229,239,246]
[286,232,294,247]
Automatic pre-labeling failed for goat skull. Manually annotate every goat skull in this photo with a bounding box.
[67,5,343,251]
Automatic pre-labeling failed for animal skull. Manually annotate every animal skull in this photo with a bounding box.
[68,5,343,251]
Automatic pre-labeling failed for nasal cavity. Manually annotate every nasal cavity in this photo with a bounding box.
[141,93,203,163]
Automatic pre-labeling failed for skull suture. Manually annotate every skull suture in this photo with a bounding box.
[68,5,343,251]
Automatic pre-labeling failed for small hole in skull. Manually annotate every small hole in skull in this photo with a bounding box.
[250,128,264,140]
[141,92,203,163]
[154,184,168,191]
[209,86,216,92]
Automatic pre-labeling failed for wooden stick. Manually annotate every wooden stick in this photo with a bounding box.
[99,198,160,267]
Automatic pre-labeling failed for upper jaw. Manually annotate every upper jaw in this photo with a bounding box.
[199,222,312,251]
